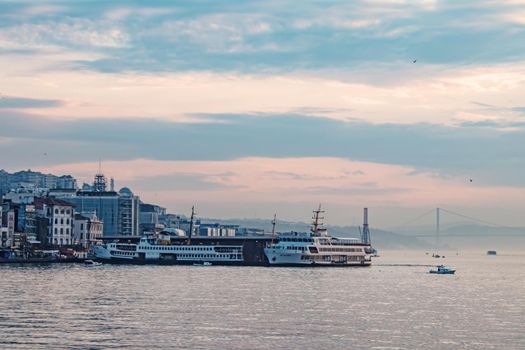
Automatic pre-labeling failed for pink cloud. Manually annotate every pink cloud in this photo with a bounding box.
[38,157,525,226]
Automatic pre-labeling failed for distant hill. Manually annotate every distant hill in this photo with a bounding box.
[201,217,430,250]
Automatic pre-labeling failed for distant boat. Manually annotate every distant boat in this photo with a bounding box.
[193,262,212,267]
[84,259,102,267]
[429,265,455,274]
[432,253,441,258]
[487,250,497,256]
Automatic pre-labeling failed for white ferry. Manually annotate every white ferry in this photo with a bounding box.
[264,207,372,267]
[92,207,244,265]
[92,232,244,265]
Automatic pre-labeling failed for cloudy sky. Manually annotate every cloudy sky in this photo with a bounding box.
[1,0,525,228]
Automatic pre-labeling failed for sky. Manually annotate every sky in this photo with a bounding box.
[1,0,525,228]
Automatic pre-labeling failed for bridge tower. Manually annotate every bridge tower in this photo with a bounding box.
[361,208,371,245]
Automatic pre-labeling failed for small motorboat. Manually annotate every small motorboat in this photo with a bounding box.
[429,265,455,274]
[84,259,102,267]
[193,262,212,267]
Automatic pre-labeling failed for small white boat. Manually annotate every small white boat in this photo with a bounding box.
[84,259,102,267]
[429,265,455,274]
[193,262,212,267]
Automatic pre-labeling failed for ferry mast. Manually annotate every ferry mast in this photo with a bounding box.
[311,204,325,236]
[270,214,277,245]
[188,206,196,244]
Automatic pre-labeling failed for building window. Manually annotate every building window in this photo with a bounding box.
[66,209,70,215]
[61,209,65,214]
[80,223,84,230]
[55,209,58,214]
[66,228,69,235]
[66,219,69,225]
[61,218,64,224]
[55,218,58,224]
[54,228,58,234]
[60,228,63,235]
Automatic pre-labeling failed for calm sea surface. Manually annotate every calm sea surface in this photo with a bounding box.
[1,251,524,349]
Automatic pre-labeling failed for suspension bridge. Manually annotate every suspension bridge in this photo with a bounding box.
[390,207,521,238]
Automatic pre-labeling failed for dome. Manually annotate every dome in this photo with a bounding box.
[118,187,133,196]
[162,228,187,237]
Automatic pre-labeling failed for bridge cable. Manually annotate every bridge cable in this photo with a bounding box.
[439,208,517,229]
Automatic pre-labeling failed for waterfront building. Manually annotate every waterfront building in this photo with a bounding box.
[7,210,15,245]
[73,212,103,249]
[56,175,77,190]
[237,227,266,236]
[3,185,46,204]
[0,226,10,248]
[117,187,140,236]
[48,188,77,198]
[17,204,36,242]
[35,217,49,248]
[140,203,167,233]
[34,197,74,246]
[53,173,140,237]
[199,223,237,237]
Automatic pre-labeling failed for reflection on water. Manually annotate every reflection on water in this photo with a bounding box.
[1,251,524,349]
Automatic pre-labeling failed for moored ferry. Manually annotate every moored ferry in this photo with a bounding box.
[92,206,245,265]
[92,232,244,265]
[264,207,373,267]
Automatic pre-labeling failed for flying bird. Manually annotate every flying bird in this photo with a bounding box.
[412,59,417,63]
[469,178,473,182]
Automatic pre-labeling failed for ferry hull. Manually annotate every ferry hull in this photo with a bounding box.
[94,257,252,266]
[264,262,372,267]
[94,256,370,267]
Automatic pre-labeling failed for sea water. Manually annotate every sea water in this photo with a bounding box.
[0,251,523,349]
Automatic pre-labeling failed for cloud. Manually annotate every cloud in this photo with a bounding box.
[0,95,62,109]
[2,0,525,74]
[1,63,525,127]
[0,112,524,188]
[35,157,525,226]
[125,173,238,191]
[0,18,129,49]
